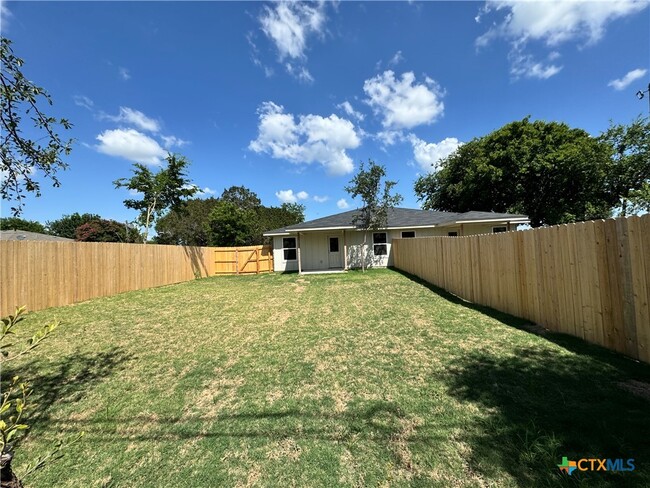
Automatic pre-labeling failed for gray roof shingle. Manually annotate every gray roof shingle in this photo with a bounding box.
[0,230,74,242]
[263,207,528,235]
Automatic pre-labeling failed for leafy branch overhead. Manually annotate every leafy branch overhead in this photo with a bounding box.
[0,37,73,216]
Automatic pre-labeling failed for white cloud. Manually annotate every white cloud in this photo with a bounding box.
[103,107,160,133]
[476,0,648,79]
[119,67,131,81]
[96,128,167,165]
[183,185,216,197]
[258,1,327,82]
[389,50,404,66]
[376,130,404,147]
[73,95,94,110]
[313,195,329,203]
[1,0,12,28]
[337,101,364,122]
[249,101,361,176]
[608,68,648,91]
[337,198,350,210]
[509,48,563,80]
[286,63,314,83]
[275,189,309,204]
[363,71,445,131]
[477,0,647,48]
[161,135,189,149]
[259,1,326,61]
[408,134,462,173]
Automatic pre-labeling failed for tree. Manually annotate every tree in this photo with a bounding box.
[1,37,73,216]
[600,116,650,216]
[205,200,258,247]
[113,154,197,242]
[345,160,403,271]
[0,217,46,234]
[1,307,82,487]
[154,197,220,246]
[257,203,305,241]
[414,117,614,227]
[74,219,140,243]
[220,185,262,211]
[45,213,101,239]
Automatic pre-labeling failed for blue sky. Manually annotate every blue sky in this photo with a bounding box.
[2,0,649,226]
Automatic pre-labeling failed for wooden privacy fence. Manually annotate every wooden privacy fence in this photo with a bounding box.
[0,242,273,316]
[393,215,650,363]
[214,245,273,275]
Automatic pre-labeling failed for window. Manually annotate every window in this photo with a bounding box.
[493,226,507,233]
[373,232,387,256]
[401,231,416,238]
[329,237,339,253]
[448,231,458,237]
[283,237,296,260]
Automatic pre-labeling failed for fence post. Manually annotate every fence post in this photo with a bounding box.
[235,249,239,275]
[256,247,260,274]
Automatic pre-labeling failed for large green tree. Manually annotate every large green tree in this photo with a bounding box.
[345,160,402,271]
[46,213,101,239]
[600,116,650,216]
[414,117,614,227]
[0,217,46,234]
[154,197,220,246]
[205,200,258,247]
[113,154,197,242]
[1,37,73,216]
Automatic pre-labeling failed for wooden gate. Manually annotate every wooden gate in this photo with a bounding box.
[213,245,274,275]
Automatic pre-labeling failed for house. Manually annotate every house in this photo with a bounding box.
[263,207,529,273]
[0,230,74,242]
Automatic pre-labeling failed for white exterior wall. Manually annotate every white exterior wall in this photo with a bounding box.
[271,223,517,272]
[272,236,298,272]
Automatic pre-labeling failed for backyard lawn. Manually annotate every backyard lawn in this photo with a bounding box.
[9,269,650,487]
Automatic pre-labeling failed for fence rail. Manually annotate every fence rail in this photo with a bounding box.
[0,242,273,316]
[393,215,650,363]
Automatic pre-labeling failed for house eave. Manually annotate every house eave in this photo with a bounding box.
[438,218,530,227]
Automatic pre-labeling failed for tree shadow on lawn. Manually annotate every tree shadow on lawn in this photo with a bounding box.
[45,400,438,484]
[4,346,133,446]
[393,268,650,487]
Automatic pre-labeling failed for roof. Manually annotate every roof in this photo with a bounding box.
[0,230,74,242]
[263,207,529,235]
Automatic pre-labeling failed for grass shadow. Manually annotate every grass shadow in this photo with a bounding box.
[440,347,650,487]
[390,268,650,486]
[390,267,650,377]
[4,346,133,446]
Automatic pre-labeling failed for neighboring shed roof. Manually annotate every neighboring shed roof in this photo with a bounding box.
[0,230,74,242]
[263,208,529,235]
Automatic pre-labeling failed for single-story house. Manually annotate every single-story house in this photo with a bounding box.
[0,230,73,242]
[263,207,529,273]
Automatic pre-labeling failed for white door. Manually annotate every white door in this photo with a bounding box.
[328,236,341,268]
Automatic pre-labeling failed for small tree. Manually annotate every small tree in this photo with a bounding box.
[1,307,82,487]
[0,37,73,216]
[46,213,101,239]
[113,154,197,242]
[345,160,402,271]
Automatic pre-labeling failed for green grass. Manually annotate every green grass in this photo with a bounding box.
[8,269,650,487]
